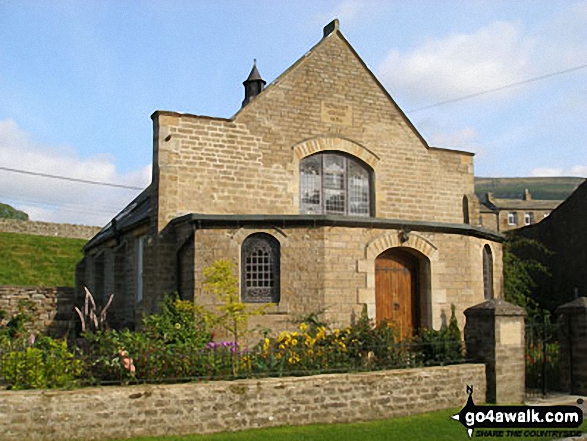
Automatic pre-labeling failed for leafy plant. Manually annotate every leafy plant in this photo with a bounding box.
[0,337,83,389]
[74,287,113,332]
[502,234,550,321]
[202,260,270,376]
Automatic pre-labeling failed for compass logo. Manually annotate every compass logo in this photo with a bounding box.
[451,386,583,438]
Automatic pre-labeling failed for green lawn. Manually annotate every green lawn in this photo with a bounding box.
[111,408,586,441]
[0,231,86,286]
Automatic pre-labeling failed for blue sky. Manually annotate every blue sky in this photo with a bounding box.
[1,0,586,225]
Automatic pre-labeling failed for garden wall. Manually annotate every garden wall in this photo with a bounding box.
[0,286,76,337]
[0,364,485,441]
[0,219,100,240]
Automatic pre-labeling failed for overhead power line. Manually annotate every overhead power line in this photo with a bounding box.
[406,62,587,113]
[0,166,144,190]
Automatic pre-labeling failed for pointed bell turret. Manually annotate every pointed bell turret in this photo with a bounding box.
[242,59,266,107]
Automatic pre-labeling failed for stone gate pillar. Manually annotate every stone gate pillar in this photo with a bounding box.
[556,297,587,395]
[464,299,527,404]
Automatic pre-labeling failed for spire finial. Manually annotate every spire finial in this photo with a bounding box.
[242,60,266,107]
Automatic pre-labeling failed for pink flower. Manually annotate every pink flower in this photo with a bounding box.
[118,349,136,374]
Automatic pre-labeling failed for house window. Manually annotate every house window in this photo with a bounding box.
[507,212,518,225]
[137,236,145,304]
[241,233,280,303]
[483,245,493,300]
[524,212,534,225]
[94,253,105,301]
[300,152,371,216]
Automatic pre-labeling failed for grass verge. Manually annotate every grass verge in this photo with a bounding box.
[0,231,86,286]
[111,407,587,441]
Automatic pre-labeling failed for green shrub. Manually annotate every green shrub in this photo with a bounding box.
[82,294,212,383]
[0,338,83,389]
[414,305,464,366]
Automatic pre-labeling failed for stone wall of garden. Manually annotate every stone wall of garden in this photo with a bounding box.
[0,286,76,337]
[0,363,485,441]
[0,219,100,240]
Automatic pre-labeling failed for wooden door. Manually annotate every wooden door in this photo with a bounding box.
[375,249,419,338]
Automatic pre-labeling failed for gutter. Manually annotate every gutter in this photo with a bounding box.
[169,214,504,242]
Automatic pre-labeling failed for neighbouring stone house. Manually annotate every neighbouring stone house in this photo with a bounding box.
[78,20,503,335]
[478,189,562,232]
[514,179,587,310]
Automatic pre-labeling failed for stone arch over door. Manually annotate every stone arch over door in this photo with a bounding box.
[357,231,436,330]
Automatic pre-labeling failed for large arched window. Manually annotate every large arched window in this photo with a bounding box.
[483,245,494,300]
[300,152,372,216]
[241,233,280,303]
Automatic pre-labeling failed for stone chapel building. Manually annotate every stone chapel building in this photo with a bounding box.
[78,20,503,335]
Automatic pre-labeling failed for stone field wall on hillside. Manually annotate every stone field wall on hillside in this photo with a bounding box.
[0,219,100,240]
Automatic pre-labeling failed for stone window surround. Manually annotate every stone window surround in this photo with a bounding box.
[483,244,494,300]
[507,212,518,225]
[300,152,373,217]
[240,232,281,304]
[231,227,289,314]
[292,137,380,214]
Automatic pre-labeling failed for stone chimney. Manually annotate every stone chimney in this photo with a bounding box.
[242,59,266,107]
[523,188,532,201]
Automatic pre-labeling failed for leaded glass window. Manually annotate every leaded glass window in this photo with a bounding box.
[242,233,280,303]
[300,153,371,216]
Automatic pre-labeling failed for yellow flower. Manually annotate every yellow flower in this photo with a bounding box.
[299,322,308,332]
[279,344,286,350]
[291,339,298,346]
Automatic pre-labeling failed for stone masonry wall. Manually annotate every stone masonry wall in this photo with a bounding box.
[152,29,476,232]
[0,364,485,441]
[190,226,503,334]
[0,219,100,240]
[0,286,76,337]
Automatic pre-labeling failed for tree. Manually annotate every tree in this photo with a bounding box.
[202,260,271,375]
[502,233,550,320]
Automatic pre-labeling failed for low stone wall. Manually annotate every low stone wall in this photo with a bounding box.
[0,286,76,337]
[0,364,485,441]
[0,219,100,240]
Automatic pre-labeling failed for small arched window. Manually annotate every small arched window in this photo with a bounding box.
[241,233,280,303]
[300,152,372,216]
[462,195,470,224]
[483,245,493,300]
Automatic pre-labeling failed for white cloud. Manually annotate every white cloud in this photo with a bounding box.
[316,0,375,28]
[378,21,534,104]
[531,166,587,178]
[0,119,151,225]
[378,5,587,107]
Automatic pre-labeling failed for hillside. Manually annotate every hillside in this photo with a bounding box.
[0,203,28,220]
[0,231,86,286]
[474,177,585,200]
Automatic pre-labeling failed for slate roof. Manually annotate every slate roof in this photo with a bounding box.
[85,186,151,250]
[478,195,562,213]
